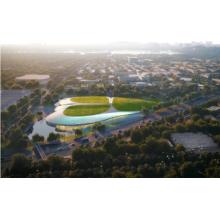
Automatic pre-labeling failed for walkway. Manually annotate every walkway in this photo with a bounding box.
[33,143,47,160]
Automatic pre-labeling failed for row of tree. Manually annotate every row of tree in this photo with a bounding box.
[3,137,220,178]
[3,114,220,177]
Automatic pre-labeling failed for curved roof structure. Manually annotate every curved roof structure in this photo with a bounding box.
[46,97,140,126]
[46,110,139,126]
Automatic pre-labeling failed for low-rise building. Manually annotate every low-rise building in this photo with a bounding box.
[16,74,50,85]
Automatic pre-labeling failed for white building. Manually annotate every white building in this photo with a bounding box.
[16,74,50,85]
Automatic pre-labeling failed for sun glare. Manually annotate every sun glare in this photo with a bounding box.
[1,0,220,45]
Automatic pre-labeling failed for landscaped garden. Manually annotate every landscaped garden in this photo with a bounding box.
[64,104,110,116]
[63,96,160,116]
[113,97,159,111]
[46,96,161,126]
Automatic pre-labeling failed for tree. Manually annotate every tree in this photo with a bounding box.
[161,130,171,139]
[112,169,126,178]
[175,124,185,132]
[8,104,17,115]
[1,111,10,121]
[214,134,220,146]
[8,154,31,177]
[137,164,156,177]
[47,132,60,142]
[142,107,149,116]
[32,134,44,143]
[103,138,119,156]
[75,129,82,136]
[26,80,39,89]
[37,111,43,117]
[92,122,106,132]
[175,144,185,152]
[9,128,29,148]
[72,147,106,169]
[204,159,220,177]
[47,155,68,172]
[131,129,143,143]
[140,137,171,155]
[165,168,178,178]
[179,162,201,178]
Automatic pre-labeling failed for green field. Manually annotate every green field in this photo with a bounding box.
[71,96,109,104]
[64,104,110,116]
[113,97,159,111]
[65,96,159,116]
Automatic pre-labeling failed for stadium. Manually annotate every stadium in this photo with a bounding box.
[45,96,159,126]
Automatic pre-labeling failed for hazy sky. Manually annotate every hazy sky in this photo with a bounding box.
[1,0,220,45]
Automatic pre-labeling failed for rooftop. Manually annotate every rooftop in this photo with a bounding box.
[16,74,50,80]
[171,132,218,151]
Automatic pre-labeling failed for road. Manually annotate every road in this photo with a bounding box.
[33,143,47,160]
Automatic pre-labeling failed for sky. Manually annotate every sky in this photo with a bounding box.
[1,0,220,45]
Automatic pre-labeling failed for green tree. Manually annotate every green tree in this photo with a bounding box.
[8,104,17,115]
[179,162,200,178]
[141,137,171,155]
[47,155,68,172]
[47,132,60,142]
[8,154,31,177]
[175,144,185,152]
[92,122,106,132]
[131,129,143,143]
[112,169,126,178]
[75,129,83,136]
[141,107,149,116]
[32,134,44,143]
[9,128,29,148]
[1,111,10,121]
[214,134,220,146]
[103,138,119,156]
[161,130,171,139]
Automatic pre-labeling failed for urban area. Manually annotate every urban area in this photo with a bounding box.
[1,44,220,177]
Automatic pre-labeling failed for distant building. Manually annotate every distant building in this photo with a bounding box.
[130,82,148,87]
[117,71,131,76]
[207,106,220,112]
[180,77,192,82]
[16,74,50,85]
[208,73,213,84]
[130,82,153,88]
[128,57,139,64]
[118,74,140,83]
[80,79,100,84]
[213,78,220,85]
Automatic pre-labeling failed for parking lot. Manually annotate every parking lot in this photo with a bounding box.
[171,132,219,152]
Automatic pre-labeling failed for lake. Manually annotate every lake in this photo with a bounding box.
[28,119,57,139]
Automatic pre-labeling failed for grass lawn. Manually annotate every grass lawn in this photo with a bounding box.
[70,96,109,104]
[64,104,110,116]
[113,97,160,111]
